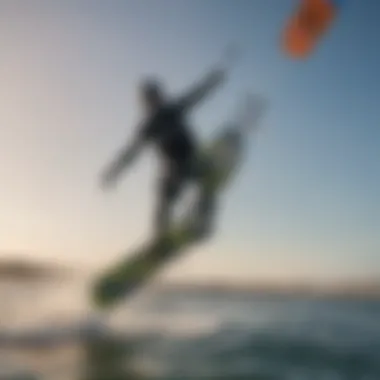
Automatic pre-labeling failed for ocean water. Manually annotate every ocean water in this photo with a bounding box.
[1,284,380,380]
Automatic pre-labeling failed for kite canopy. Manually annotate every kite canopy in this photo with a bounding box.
[282,0,342,58]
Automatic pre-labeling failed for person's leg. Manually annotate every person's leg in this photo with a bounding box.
[195,185,217,241]
[190,156,218,242]
[154,165,184,239]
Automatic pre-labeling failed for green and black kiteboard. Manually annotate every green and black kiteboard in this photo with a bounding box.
[92,95,267,310]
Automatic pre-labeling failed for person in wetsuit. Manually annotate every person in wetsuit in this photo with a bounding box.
[100,54,235,239]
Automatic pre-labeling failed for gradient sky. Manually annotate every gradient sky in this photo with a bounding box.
[0,0,379,283]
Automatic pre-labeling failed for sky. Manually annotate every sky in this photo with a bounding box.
[0,0,379,284]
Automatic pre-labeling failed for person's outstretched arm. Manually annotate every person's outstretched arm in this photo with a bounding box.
[100,129,146,190]
[178,45,240,111]
[178,68,226,112]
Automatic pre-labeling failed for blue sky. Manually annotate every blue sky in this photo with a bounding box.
[0,0,379,283]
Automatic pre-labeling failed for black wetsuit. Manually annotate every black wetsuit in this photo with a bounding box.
[137,101,202,236]
[105,68,224,237]
[134,70,225,237]
[140,102,197,197]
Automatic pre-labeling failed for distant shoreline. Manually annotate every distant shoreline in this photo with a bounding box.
[0,256,379,300]
[0,257,70,281]
[158,280,380,301]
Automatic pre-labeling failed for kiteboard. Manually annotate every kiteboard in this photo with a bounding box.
[92,94,268,309]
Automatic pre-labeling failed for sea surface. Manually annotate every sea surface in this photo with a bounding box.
[1,282,380,380]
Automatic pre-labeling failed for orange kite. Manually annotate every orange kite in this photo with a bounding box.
[282,0,340,58]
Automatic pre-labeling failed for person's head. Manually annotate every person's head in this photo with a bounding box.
[139,78,165,114]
